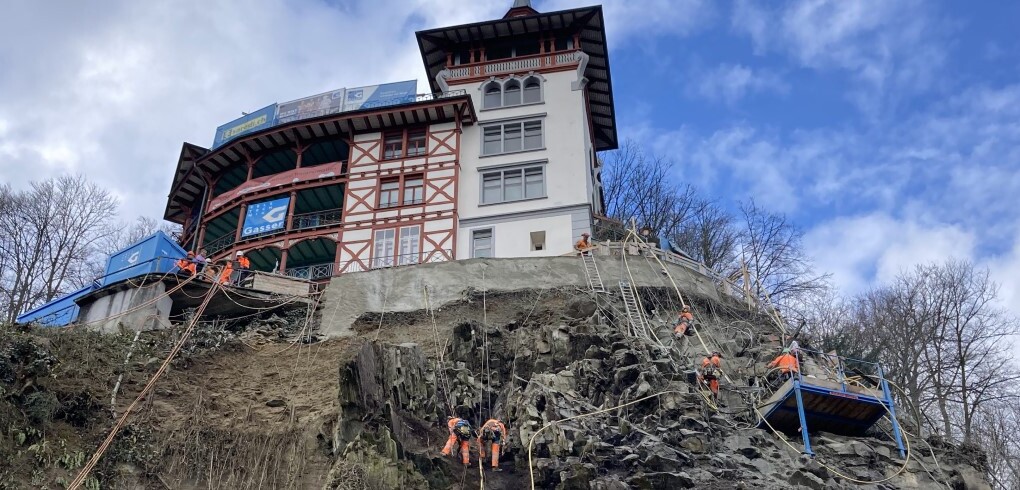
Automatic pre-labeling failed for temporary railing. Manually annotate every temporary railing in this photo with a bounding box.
[292,208,342,231]
[445,50,582,79]
[592,241,753,305]
[360,89,468,110]
[285,263,334,281]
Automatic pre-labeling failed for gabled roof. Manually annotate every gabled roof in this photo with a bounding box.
[415,5,618,151]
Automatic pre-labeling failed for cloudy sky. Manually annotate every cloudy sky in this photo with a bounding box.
[2,0,1019,308]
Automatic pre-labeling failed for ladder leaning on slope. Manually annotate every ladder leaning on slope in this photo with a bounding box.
[579,252,606,293]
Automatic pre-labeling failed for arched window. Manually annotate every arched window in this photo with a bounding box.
[483,82,502,109]
[503,79,522,106]
[523,77,541,104]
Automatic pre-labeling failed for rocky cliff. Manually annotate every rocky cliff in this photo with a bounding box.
[1,258,993,489]
[324,282,991,489]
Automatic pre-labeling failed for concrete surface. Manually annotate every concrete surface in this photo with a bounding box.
[318,254,728,338]
[79,281,172,333]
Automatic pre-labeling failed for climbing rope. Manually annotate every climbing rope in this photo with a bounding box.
[68,274,222,489]
[423,285,455,414]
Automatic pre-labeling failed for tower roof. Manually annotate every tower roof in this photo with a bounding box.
[415,5,618,150]
[504,0,539,18]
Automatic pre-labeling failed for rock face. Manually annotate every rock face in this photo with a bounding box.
[325,287,991,489]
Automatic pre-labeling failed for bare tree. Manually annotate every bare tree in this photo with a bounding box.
[600,140,704,240]
[0,175,119,322]
[670,201,739,272]
[100,216,182,256]
[973,399,1020,489]
[738,199,829,305]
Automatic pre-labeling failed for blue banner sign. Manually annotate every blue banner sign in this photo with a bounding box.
[277,89,346,124]
[242,196,290,237]
[343,80,418,111]
[212,103,278,148]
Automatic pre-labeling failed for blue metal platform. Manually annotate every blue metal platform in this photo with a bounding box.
[757,351,905,458]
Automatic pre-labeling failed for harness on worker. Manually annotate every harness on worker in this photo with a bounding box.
[455,420,472,440]
[702,366,719,379]
[482,427,502,443]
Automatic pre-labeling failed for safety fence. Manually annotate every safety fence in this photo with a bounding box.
[592,241,754,306]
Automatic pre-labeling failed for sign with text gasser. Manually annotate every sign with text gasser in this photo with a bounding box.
[212,104,278,148]
[342,80,418,111]
[242,196,290,238]
[277,88,346,124]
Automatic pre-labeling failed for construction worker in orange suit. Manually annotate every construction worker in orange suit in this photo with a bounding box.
[674,305,695,337]
[235,250,252,286]
[768,348,800,382]
[699,352,722,402]
[575,232,594,255]
[477,418,508,471]
[176,252,197,276]
[441,417,473,465]
[218,259,233,285]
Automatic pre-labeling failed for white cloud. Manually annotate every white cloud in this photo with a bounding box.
[0,0,502,222]
[803,213,976,295]
[692,63,788,105]
[730,0,947,113]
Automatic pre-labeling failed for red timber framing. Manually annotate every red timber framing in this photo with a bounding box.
[337,118,461,273]
[165,94,475,277]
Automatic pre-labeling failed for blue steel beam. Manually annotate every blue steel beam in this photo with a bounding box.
[793,380,814,456]
[878,365,907,458]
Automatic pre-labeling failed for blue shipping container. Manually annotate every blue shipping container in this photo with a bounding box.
[15,285,94,327]
[102,231,187,287]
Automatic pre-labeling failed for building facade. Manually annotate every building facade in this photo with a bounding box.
[163,1,615,278]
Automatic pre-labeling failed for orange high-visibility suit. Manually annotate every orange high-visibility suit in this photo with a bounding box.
[700,354,721,397]
[441,418,471,465]
[237,256,251,269]
[176,258,196,275]
[674,309,694,336]
[768,353,800,374]
[575,238,592,253]
[477,419,508,469]
[218,262,233,285]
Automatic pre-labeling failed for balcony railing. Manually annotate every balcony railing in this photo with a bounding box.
[337,249,452,275]
[292,208,342,231]
[445,50,581,79]
[205,232,236,255]
[285,263,334,281]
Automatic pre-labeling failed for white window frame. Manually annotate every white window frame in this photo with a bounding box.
[479,162,547,205]
[471,228,494,258]
[480,118,544,156]
[372,228,396,268]
[398,226,420,266]
[480,76,544,110]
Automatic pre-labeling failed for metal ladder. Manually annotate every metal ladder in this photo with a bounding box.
[618,280,647,333]
[581,254,606,293]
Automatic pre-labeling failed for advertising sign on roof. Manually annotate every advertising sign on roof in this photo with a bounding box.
[212,103,278,148]
[343,80,418,112]
[242,195,291,238]
[277,88,346,124]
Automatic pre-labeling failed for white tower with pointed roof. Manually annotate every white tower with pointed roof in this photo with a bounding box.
[416,1,617,259]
